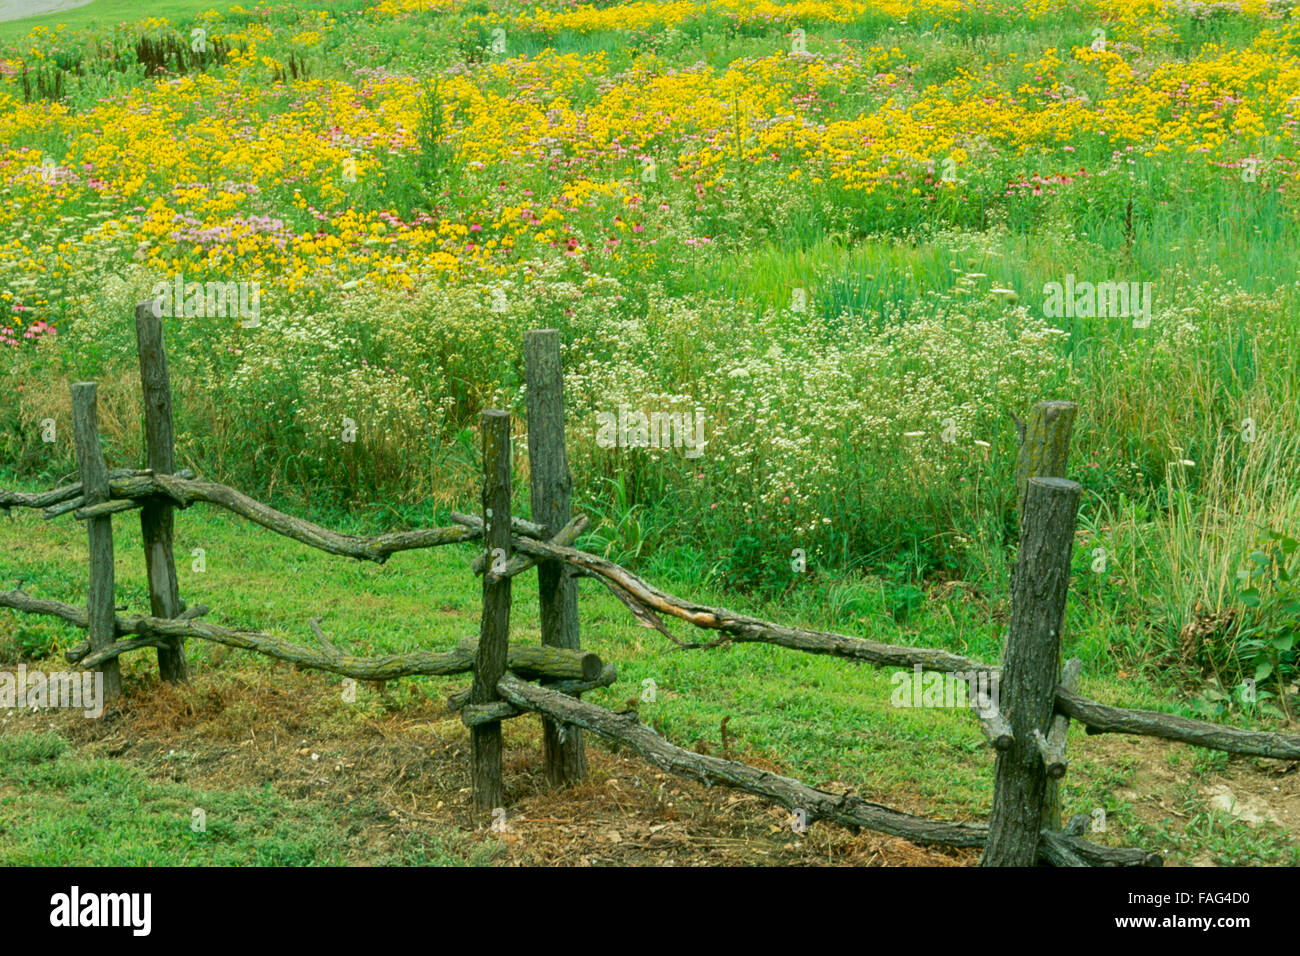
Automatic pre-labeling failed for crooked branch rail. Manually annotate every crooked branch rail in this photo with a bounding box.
[485,528,1300,762]
[497,675,1161,867]
[0,590,602,682]
[1,315,1294,867]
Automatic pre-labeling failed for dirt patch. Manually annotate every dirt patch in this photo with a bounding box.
[1,667,978,866]
[1082,730,1299,863]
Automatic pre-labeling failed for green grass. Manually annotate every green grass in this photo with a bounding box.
[0,0,367,42]
[0,0,217,42]
[2,474,1294,863]
[0,731,481,864]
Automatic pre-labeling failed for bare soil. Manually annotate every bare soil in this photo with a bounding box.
[5,666,1295,865]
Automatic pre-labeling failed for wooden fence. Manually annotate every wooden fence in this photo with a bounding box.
[3,308,1299,866]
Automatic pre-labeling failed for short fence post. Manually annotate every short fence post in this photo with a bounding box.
[70,382,122,701]
[524,329,587,785]
[982,476,1081,866]
[470,410,512,813]
[134,303,187,682]
[1014,400,1078,527]
[1014,399,1077,831]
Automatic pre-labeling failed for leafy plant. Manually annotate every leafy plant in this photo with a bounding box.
[580,475,650,566]
[415,78,452,186]
[0,622,56,664]
[1234,529,1300,719]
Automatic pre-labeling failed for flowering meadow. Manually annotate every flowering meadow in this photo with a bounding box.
[2,0,1299,704]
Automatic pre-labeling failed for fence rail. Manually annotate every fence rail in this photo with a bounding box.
[2,305,1297,866]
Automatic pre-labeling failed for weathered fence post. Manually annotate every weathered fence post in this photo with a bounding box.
[1014,400,1078,527]
[470,410,512,812]
[1014,399,1077,831]
[70,382,122,701]
[135,303,187,683]
[524,329,587,785]
[982,476,1081,866]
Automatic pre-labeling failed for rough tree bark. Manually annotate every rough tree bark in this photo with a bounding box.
[1058,689,1300,759]
[525,329,587,785]
[1012,400,1079,831]
[47,471,484,560]
[1014,400,1078,527]
[983,477,1081,866]
[0,469,161,512]
[471,410,512,812]
[70,383,122,701]
[503,534,996,675]
[134,303,187,682]
[0,588,596,681]
[1039,657,1083,829]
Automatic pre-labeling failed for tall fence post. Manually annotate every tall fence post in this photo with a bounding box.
[70,382,122,701]
[524,329,588,785]
[1014,399,1077,831]
[983,476,1081,866]
[135,303,187,682]
[470,410,512,813]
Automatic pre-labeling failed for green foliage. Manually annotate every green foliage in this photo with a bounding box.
[1134,806,1300,867]
[580,474,652,566]
[1234,529,1300,717]
[11,623,55,662]
[0,732,67,766]
[415,79,452,187]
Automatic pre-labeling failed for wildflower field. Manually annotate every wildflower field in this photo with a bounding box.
[0,0,1298,867]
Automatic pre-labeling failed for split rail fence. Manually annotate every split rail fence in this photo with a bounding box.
[3,306,1299,866]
